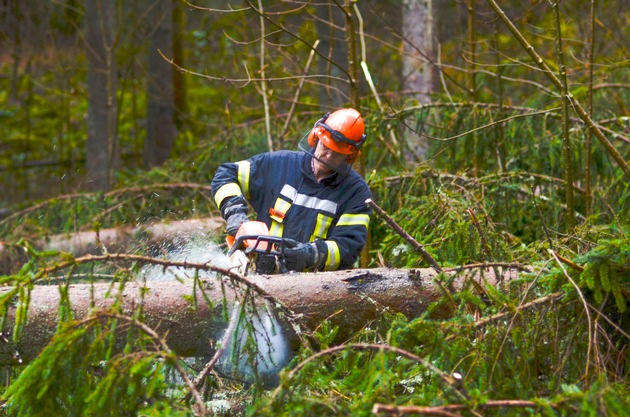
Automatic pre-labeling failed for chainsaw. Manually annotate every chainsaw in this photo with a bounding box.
[226,221,289,276]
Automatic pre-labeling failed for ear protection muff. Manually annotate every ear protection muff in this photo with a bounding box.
[307,126,321,148]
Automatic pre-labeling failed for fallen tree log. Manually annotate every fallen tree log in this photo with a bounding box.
[40,217,225,255]
[0,267,522,366]
[0,217,224,274]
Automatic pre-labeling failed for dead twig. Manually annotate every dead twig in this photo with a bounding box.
[278,39,320,145]
[444,262,531,273]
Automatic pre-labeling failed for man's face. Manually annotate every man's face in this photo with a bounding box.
[312,140,349,176]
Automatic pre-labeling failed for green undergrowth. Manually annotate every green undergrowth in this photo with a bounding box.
[0,231,627,416]
[0,0,628,414]
[0,97,628,417]
[0,135,628,416]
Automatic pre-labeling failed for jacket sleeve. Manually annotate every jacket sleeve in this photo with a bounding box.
[321,186,372,270]
[211,160,249,211]
[211,154,271,215]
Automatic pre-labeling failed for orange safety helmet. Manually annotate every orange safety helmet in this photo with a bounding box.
[307,108,366,158]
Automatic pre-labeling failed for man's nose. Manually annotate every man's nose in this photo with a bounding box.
[320,148,334,158]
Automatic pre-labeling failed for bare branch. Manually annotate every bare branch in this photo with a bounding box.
[158,49,347,85]
[486,0,630,181]
[366,198,443,274]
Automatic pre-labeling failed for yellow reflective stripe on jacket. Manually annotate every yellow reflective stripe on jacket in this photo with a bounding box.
[310,213,333,241]
[272,198,292,221]
[269,197,292,237]
[337,213,370,228]
[324,241,340,270]
[214,183,242,208]
[235,160,251,199]
[269,221,284,237]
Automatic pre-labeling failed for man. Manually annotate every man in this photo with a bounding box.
[211,108,371,272]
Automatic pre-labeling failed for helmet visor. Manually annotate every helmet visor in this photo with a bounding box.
[298,133,353,177]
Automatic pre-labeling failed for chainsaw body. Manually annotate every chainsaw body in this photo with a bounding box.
[227,221,289,275]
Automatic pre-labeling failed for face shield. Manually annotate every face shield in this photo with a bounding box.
[298,132,354,177]
[297,113,367,177]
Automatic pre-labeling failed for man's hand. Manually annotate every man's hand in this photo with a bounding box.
[283,239,317,272]
[226,213,248,236]
[221,196,249,236]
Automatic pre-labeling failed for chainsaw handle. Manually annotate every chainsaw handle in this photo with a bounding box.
[228,234,288,257]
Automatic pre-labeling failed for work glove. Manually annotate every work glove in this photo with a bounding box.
[283,239,326,272]
[221,196,249,236]
[226,213,248,236]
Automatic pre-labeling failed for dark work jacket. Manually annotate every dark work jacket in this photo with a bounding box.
[211,150,371,270]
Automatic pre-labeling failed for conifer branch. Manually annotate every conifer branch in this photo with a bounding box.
[0,183,214,227]
[92,311,207,416]
[549,249,595,381]
[280,343,471,405]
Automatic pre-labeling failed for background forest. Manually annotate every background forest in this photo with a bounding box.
[0,0,628,416]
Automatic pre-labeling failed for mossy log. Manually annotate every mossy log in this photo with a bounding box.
[0,267,522,366]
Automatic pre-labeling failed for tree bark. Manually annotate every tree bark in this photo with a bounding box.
[0,267,519,365]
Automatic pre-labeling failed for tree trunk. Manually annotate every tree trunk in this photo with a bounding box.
[315,3,349,107]
[6,0,22,105]
[85,0,118,191]
[402,0,437,162]
[0,267,519,365]
[172,0,187,129]
[143,0,176,168]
